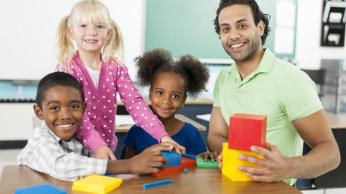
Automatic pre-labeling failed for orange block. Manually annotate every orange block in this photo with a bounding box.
[229,113,267,151]
[153,158,196,177]
[222,143,263,182]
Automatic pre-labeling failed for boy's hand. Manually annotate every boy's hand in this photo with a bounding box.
[128,144,171,174]
[198,151,218,162]
[161,136,186,154]
[94,146,116,160]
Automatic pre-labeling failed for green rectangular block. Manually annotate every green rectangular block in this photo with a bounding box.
[196,157,219,169]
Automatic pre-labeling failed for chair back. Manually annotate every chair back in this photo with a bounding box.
[301,68,326,97]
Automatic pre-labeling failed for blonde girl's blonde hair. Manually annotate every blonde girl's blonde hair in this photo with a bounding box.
[56,0,124,67]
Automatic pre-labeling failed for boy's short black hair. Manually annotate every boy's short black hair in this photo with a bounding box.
[36,72,84,106]
[214,0,271,45]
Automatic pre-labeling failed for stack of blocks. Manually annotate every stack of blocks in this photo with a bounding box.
[161,151,181,168]
[222,113,267,181]
[72,175,122,194]
[153,151,196,177]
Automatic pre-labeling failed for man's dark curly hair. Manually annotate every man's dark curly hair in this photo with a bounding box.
[136,49,209,97]
[214,0,271,45]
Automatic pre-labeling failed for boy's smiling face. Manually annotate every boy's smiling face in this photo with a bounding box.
[34,85,84,141]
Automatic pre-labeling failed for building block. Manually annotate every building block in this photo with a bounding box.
[196,157,219,169]
[143,179,173,190]
[161,151,181,168]
[181,153,196,160]
[229,113,267,151]
[15,184,66,194]
[72,175,122,194]
[153,158,196,177]
[183,168,188,174]
[222,143,263,182]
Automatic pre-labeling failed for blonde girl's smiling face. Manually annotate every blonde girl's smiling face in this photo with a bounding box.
[70,22,110,54]
[149,72,187,120]
[68,3,112,54]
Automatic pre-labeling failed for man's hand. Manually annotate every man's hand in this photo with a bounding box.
[217,151,223,169]
[238,144,291,182]
[94,146,116,160]
[161,136,186,154]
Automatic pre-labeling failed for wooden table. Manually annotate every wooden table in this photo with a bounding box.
[0,165,301,194]
[326,112,346,129]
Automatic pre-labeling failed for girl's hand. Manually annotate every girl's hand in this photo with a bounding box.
[160,136,186,154]
[94,146,117,160]
[198,151,218,162]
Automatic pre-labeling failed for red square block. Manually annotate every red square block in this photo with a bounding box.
[153,158,196,177]
[228,113,267,151]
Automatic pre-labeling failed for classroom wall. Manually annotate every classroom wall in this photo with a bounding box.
[296,0,346,69]
[145,0,283,60]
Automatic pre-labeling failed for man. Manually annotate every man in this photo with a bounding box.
[207,0,340,185]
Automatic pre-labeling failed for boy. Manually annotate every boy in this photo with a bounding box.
[17,72,170,181]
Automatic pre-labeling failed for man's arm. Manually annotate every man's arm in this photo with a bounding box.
[289,110,340,178]
[239,110,340,182]
[207,107,229,154]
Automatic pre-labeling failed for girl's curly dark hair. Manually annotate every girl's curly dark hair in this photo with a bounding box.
[136,49,209,97]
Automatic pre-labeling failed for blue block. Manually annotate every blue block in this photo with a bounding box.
[183,168,188,175]
[181,153,196,160]
[161,151,181,168]
[15,184,66,194]
[143,179,173,190]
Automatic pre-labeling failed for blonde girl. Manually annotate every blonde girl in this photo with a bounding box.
[56,0,184,159]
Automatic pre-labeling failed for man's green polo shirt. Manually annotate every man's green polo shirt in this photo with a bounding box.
[213,49,322,185]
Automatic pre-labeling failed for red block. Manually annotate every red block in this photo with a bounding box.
[228,113,267,151]
[153,158,196,177]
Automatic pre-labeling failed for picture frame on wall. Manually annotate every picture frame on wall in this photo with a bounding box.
[321,0,346,47]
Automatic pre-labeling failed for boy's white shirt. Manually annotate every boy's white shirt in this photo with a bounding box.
[17,123,107,181]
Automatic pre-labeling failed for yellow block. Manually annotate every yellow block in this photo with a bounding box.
[222,143,263,182]
[72,175,122,194]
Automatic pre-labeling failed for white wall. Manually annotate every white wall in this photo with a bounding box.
[0,104,34,140]
[109,0,146,79]
[0,0,145,80]
[296,0,346,69]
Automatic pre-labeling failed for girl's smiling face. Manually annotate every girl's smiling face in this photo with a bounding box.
[149,72,187,120]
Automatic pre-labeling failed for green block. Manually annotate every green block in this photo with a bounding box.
[196,157,219,169]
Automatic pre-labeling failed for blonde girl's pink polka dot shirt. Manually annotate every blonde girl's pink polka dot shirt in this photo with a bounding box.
[61,55,167,153]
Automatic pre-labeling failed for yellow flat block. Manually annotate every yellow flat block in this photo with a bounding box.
[72,175,122,194]
[222,143,263,182]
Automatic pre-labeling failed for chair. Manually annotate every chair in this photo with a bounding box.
[301,68,326,97]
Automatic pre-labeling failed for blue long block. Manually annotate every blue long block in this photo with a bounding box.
[181,153,196,160]
[15,184,66,194]
[143,179,173,190]
[161,151,181,168]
